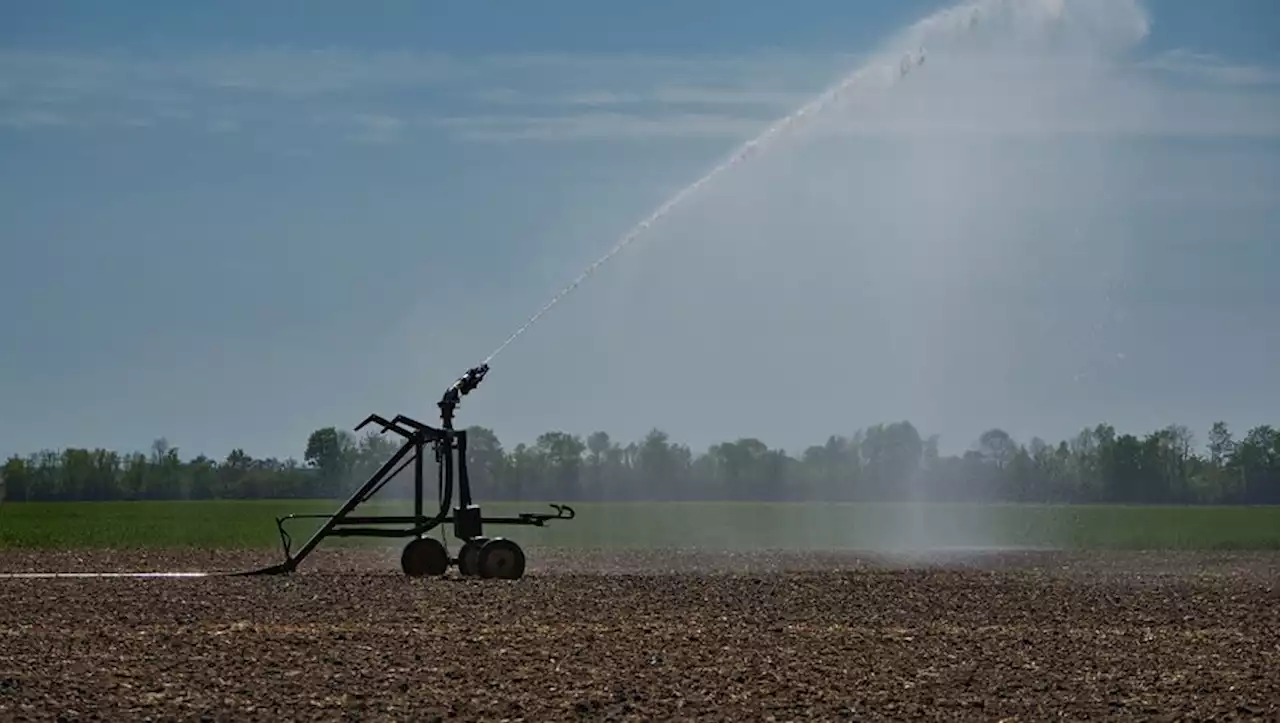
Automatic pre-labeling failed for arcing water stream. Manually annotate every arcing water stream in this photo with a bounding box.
[480,49,926,366]
[480,0,1078,366]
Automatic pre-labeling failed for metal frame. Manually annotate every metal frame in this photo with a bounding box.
[238,364,574,575]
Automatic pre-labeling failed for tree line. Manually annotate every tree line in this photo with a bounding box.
[2,420,1278,505]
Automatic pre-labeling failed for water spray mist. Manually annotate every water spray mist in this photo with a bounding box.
[479,50,936,368]
[478,0,1084,367]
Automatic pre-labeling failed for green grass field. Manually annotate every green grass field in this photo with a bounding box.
[2,499,1279,551]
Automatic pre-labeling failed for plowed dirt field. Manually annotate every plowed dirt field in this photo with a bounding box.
[1,548,1277,721]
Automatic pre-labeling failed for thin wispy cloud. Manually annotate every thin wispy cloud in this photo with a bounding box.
[1140,49,1280,87]
[436,50,1280,142]
[0,42,1277,144]
[0,109,71,129]
[0,47,848,144]
[207,118,240,134]
[432,111,767,142]
[347,113,406,144]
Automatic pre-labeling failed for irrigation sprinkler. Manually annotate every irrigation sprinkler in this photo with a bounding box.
[230,18,947,581]
[239,363,575,579]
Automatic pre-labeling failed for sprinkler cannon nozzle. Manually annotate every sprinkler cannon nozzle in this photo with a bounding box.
[438,363,490,428]
[439,363,489,404]
[453,363,489,397]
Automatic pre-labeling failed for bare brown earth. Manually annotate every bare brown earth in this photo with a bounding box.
[1,547,1277,721]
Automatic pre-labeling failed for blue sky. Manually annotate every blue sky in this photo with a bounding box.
[2,0,1278,462]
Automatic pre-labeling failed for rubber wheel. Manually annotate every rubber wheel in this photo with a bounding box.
[457,537,488,577]
[478,537,526,580]
[401,537,448,577]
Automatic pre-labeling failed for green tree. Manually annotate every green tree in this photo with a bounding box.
[304,427,356,495]
[535,431,586,500]
[464,426,506,499]
[7,414,1280,506]
[1,456,30,501]
[585,431,613,499]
